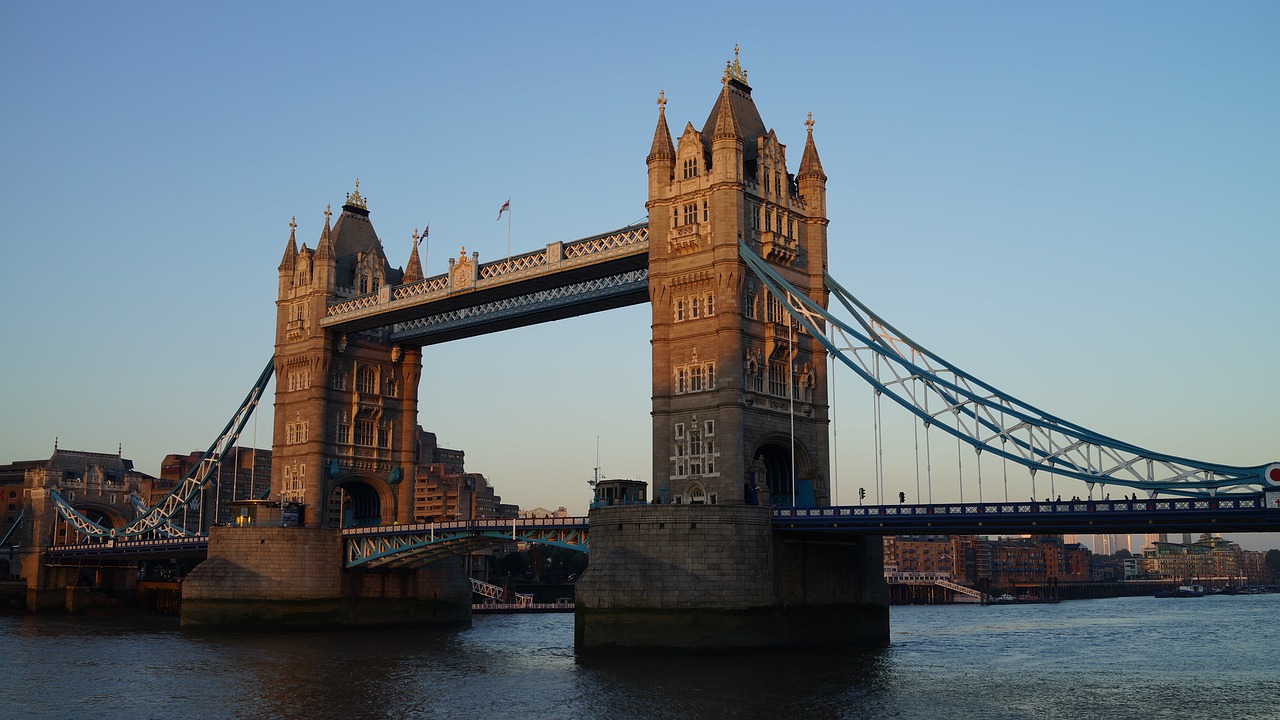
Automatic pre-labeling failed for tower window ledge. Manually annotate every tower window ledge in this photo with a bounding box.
[761,232,797,265]
[669,227,703,255]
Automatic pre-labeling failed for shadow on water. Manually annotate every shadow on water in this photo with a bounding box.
[573,646,893,720]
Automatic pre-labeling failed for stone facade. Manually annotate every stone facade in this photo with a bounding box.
[273,185,423,527]
[576,52,887,653]
[576,505,887,652]
[646,51,831,508]
[182,525,470,629]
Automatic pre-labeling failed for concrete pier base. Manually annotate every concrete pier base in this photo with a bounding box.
[575,505,888,654]
[181,525,470,630]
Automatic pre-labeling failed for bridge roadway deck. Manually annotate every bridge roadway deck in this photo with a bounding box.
[772,492,1280,535]
[42,491,1280,562]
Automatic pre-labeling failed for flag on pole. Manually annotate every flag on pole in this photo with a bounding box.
[497,198,510,220]
[417,224,428,246]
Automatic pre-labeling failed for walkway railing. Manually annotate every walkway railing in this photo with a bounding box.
[774,492,1278,534]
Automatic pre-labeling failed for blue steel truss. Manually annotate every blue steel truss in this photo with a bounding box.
[48,359,275,539]
[390,268,648,344]
[343,517,588,569]
[0,511,21,546]
[738,241,1279,499]
[775,491,1280,535]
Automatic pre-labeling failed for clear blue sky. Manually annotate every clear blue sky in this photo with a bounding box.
[2,3,1276,549]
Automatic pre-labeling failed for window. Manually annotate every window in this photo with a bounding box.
[683,203,697,226]
[674,423,685,440]
[386,375,398,398]
[691,297,700,319]
[355,418,375,447]
[359,276,368,294]
[702,200,708,222]
[705,293,714,316]
[377,420,391,448]
[332,370,347,391]
[357,366,377,394]
[287,369,311,392]
[683,158,699,179]
[742,290,757,320]
[675,299,684,322]
[674,361,716,394]
[705,420,715,436]
[336,412,350,444]
[672,208,678,228]
[769,361,789,397]
[768,295,788,324]
[285,420,309,445]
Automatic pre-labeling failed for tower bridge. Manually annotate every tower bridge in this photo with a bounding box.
[18,51,1279,652]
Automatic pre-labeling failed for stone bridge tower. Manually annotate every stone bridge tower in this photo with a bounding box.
[272,183,423,527]
[576,52,887,654]
[646,50,831,508]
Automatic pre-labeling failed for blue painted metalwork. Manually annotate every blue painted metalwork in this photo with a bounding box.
[738,240,1278,498]
[0,511,21,547]
[774,491,1280,535]
[48,359,275,539]
[45,534,209,558]
[343,517,589,568]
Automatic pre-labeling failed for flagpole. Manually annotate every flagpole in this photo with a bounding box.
[506,200,511,260]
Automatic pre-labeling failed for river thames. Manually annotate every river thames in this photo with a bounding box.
[2,594,1276,719]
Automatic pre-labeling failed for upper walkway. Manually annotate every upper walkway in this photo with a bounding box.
[320,223,649,345]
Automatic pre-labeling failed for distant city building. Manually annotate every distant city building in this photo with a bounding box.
[410,425,511,522]
[1135,534,1266,585]
[157,447,272,530]
[889,534,1091,590]
[520,506,569,519]
[0,447,153,559]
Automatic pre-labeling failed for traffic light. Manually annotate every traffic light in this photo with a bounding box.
[858,487,865,502]
[899,491,906,504]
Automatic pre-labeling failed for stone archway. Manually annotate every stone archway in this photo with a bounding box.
[326,477,394,528]
[752,439,814,507]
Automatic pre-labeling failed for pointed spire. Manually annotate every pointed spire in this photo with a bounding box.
[647,89,675,164]
[316,204,335,259]
[713,82,741,142]
[404,228,424,283]
[798,112,826,182]
[278,216,298,272]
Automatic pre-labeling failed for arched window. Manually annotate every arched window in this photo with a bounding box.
[688,483,706,504]
[357,366,377,394]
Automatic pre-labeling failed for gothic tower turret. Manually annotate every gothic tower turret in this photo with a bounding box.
[646,50,832,508]
[272,181,421,528]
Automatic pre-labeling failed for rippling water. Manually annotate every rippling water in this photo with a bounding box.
[3,595,1277,719]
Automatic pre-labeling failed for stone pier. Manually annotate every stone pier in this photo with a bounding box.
[574,505,888,654]
[181,525,470,630]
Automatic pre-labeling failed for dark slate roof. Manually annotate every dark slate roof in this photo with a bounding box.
[700,78,767,162]
[331,204,404,288]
